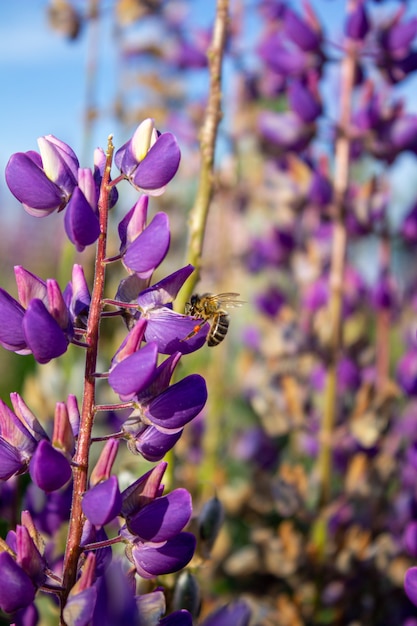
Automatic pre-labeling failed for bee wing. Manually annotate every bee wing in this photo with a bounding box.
[214,293,245,308]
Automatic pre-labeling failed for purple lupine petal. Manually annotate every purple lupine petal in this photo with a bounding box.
[145,374,207,432]
[82,476,122,526]
[39,135,79,187]
[128,488,192,542]
[345,1,370,41]
[5,152,64,215]
[284,7,321,52]
[14,266,47,309]
[0,437,25,480]
[288,80,322,123]
[15,525,46,586]
[405,567,417,607]
[23,299,69,364]
[404,522,417,558]
[137,265,195,312]
[46,279,70,331]
[118,195,149,253]
[0,288,27,351]
[159,610,193,626]
[64,264,91,325]
[131,531,196,579]
[132,132,181,192]
[77,168,97,210]
[10,392,49,442]
[135,588,166,624]
[143,351,182,398]
[397,350,417,396]
[124,212,170,274]
[258,110,314,151]
[135,426,182,462]
[0,552,36,614]
[200,601,251,626]
[144,308,208,355]
[0,398,36,454]
[111,319,147,367]
[64,187,100,251]
[120,461,167,519]
[258,37,309,76]
[108,342,158,399]
[63,586,98,626]
[29,439,72,492]
[37,136,78,194]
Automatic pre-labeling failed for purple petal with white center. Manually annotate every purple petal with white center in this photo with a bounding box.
[23,299,69,364]
[0,552,35,614]
[145,374,207,433]
[135,426,182,462]
[64,264,91,325]
[82,476,122,526]
[108,342,158,399]
[64,187,100,251]
[29,439,72,492]
[5,152,64,215]
[137,265,195,312]
[38,135,79,192]
[405,567,417,607]
[0,437,25,480]
[14,266,47,309]
[131,531,196,579]
[0,288,27,351]
[123,212,170,273]
[128,488,191,541]
[77,168,97,209]
[132,132,181,192]
[118,195,149,253]
[144,309,208,355]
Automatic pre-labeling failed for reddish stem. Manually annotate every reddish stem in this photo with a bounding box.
[61,137,114,617]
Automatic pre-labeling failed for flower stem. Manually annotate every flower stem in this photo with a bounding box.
[61,136,114,615]
[315,43,356,514]
[176,0,229,312]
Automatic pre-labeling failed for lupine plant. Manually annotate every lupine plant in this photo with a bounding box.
[0,99,253,626]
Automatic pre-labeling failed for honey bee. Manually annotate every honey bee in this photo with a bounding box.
[184,292,244,347]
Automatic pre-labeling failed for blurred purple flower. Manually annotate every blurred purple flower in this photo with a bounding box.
[345,1,370,42]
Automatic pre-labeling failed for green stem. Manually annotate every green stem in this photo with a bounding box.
[176,0,229,313]
[61,136,114,618]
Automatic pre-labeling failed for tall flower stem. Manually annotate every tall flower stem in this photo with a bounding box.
[61,137,114,614]
[315,44,356,519]
[176,0,229,312]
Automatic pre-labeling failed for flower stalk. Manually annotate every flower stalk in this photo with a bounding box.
[61,136,114,608]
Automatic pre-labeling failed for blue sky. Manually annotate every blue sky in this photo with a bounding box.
[1,1,417,217]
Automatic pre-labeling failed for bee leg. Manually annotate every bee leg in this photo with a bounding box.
[182,322,205,342]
